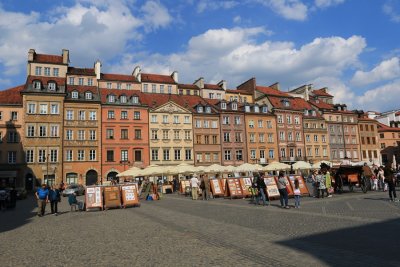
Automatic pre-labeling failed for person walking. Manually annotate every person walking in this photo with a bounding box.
[316,170,326,198]
[311,170,318,197]
[293,178,301,208]
[190,174,200,200]
[35,184,49,217]
[255,175,268,206]
[49,185,61,215]
[201,174,211,200]
[277,171,289,209]
[384,164,398,202]
[377,166,386,191]
[323,168,333,197]
[68,192,78,211]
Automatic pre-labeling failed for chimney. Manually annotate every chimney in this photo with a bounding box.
[94,60,102,80]
[132,66,141,82]
[342,104,347,111]
[305,84,312,101]
[194,77,204,89]
[269,82,280,91]
[218,80,227,90]
[171,71,178,83]
[28,49,35,62]
[62,49,69,64]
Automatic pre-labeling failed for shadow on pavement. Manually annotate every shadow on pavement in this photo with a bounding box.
[277,217,400,266]
[0,194,37,233]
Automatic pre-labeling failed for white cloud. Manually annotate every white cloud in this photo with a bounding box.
[311,76,355,107]
[255,0,308,21]
[351,57,400,86]
[355,79,400,111]
[196,0,239,13]
[233,15,241,23]
[383,0,400,23]
[0,0,172,77]
[314,0,345,9]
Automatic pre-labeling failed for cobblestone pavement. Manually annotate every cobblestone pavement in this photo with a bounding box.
[1,189,399,267]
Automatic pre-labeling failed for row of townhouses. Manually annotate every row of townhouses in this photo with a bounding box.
[0,49,399,189]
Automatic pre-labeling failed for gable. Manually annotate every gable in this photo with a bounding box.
[151,101,190,114]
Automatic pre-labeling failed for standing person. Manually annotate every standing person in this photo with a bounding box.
[378,166,386,191]
[316,170,326,198]
[9,187,17,209]
[190,174,200,200]
[311,170,318,197]
[362,162,373,190]
[255,175,268,206]
[202,174,211,200]
[323,168,332,197]
[35,184,49,217]
[49,185,61,215]
[0,187,7,211]
[277,171,289,209]
[384,164,398,202]
[172,177,179,192]
[293,178,301,208]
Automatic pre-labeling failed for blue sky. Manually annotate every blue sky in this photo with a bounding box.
[0,0,399,112]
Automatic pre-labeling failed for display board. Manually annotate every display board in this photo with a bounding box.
[226,178,243,198]
[103,186,121,209]
[121,184,140,208]
[210,179,224,196]
[239,177,253,197]
[180,180,191,193]
[263,176,280,199]
[85,186,103,211]
[274,176,294,197]
[221,178,227,193]
[288,175,310,196]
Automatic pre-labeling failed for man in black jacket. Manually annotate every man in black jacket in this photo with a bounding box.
[384,163,398,202]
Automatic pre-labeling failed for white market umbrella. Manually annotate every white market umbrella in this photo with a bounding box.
[176,163,195,174]
[263,161,291,172]
[222,165,237,173]
[117,167,143,177]
[292,161,312,170]
[204,164,224,173]
[141,164,162,176]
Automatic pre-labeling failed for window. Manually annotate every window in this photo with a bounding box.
[120,95,127,103]
[65,150,72,161]
[69,77,74,85]
[213,153,218,162]
[33,81,41,89]
[162,130,169,140]
[108,110,115,119]
[106,129,114,139]
[72,91,79,99]
[174,130,179,140]
[7,132,17,143]
[77,150,84,161]
[212,135,217,144]
[134,111,140,120]
[211,121,217,128]
[132,96,139,104]
[286,115,292,124]
[121,150,128,161]
[266,120,272,128]
[67,110,74,121]
[78,110,85,120]
[174,149,181,160]
[185,130,191,140]
[88,78,93,86]
[250,150,256,160]
[163,149,170,161]
[204,135,209,144]
[259,133,265,143]
[28,103,36,114]
[8,151,16,164]
[50,104,59,114]
[39,126,46,137]
[162,115,168,123]
[121,111,128,120]
[223,116,230,125]
[206,107,211,113]
[234,116,241,125]
[78,130,85,140]
[314,135,318,142]
[152,84,157,93]
[108,95,115,103]
[89,130,96,140]
[236,150,243,161]
[85,92,92,100]
[280,148,286,158]
[268,133,273,143]
[160,85,164,93]
[315,147,320,156]
[295,132,301,142]
[151,115,157,123]
[195,120,201,128]
[173,115,179,124]
[221,102,227,109]
[205,153,211,162]
[44,67,50,76]
[77,78,83,86]
[209,93,214,99]
[107,150,114,161]
[27,125,35,137]
[40,104,48,114]
[232,103,237,110]
[151,130,158,140]
[288,132,293,141]
[297,148,302,157]
[26,150,34,163]
[66,130,73,140]
[35,67,42,76]
[306,135,310,142]
[135,129,141,139]
[50,149,58,162]
[235,132,242,142]
[89,111,96,120]
[223,132,230,142]
[269,149,274,159]
[134,150,142,162]
[249,133,255,143]
[50,125,59,137]
[143,84,148,92]
[203,120,209,128]
[107,82,112,89]
[258,120,263,128]
[277,115,283,124]
[117,83,122,90]
[151,149,159,161]
[89,150,96,161]
[184,116,190,124]
[224,150,231,161]
[322,135,326,143]
[38,149,46,163]
[279,131,285,141]
[168,85,172,94]
[121,129,128,139]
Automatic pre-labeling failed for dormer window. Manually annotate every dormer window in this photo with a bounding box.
[33,81,41,89]
[262,106,268,113]
[282,99,290,107]
[197,106,203,113]
[108,95,115,103]
[85,91,92,100]
[254,105,259,113]
[221,102,227,110]
[304,110,309,116]
[205,106,211,113]
[48,82,56,91]
[120,95,127,103]
[232,103,237,110]
[72,91,79,99]
[312,110,316,116]
[245,105,250,112]
[132,96,139,104]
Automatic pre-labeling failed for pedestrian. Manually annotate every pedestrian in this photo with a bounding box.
[311,170,318,197]
[277,171,289,209]
[316,170,326,198]
[201,174,211,200]
[323,168,333,197]
[35,184,49,217]
[173,177,179,192]
[190,174,200,200]
[49,185,61,215]
[9,187,17,209]
[371,174,378,191]
[384,164,398,202]
[68,192,78,211]
[294,178,301,208]
[362,162,373,190]
[0,187,7,211]
[378,166,386,191]
[255,175,268,206]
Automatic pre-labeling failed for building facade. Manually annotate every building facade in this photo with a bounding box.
[358,117,380,164]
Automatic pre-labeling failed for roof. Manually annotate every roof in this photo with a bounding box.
[68,67,95,76]
[100,89,143,104]
[33,54,64,64]
[226,89,253,95]
[178,84,199,90]
[358,117,378,122]
[395,111,400,116]
[67,85,98,94]
[269,96,312,111]
[309,100,334,110]
[377,122,400,132]
[312,88,333,97]
[0,85,24,105]
[101,73,138,83]
[140,93,211,113]
[204,84,224,90]
[256,86,290,97]
[141,73,176,84]
[26,75,66,85]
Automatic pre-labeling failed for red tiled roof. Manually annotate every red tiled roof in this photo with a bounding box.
[256,86,290,97]
[100,89,143,103]
[33,54,64,64]
[226,89,253,95]
[0,85,24,105]
[178,84,199,90]
[309,100,334,110]
[358,117,378,122]
[395,111,400,116]
[68,67,95,76]
[377,122,400,132]
[141,73,176,84]
[140,93,210,112]
[312,88,333,97]
[67,85,98,94]
[27,75,66,85]
[269,96,311,111]
[101,73,138,83]
[204,84,223,90]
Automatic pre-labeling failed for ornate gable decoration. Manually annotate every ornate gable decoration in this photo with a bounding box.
[153,101,189,114]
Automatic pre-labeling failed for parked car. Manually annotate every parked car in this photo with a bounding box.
[15,188,27,199]
[62,184,85,197]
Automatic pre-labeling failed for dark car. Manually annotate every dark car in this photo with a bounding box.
[16,188,27,199]
[62,184,85,197]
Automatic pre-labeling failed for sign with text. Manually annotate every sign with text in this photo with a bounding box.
[274,176,294,196]
[263,176,280,198]
[103,186,121,209]
[226,178,243,198]
[240,177,253,197]
[85,186,103,211]
[180,180,191,193]
[210,179,224,196]
[288,175,310,196]
[121,184,139,207]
